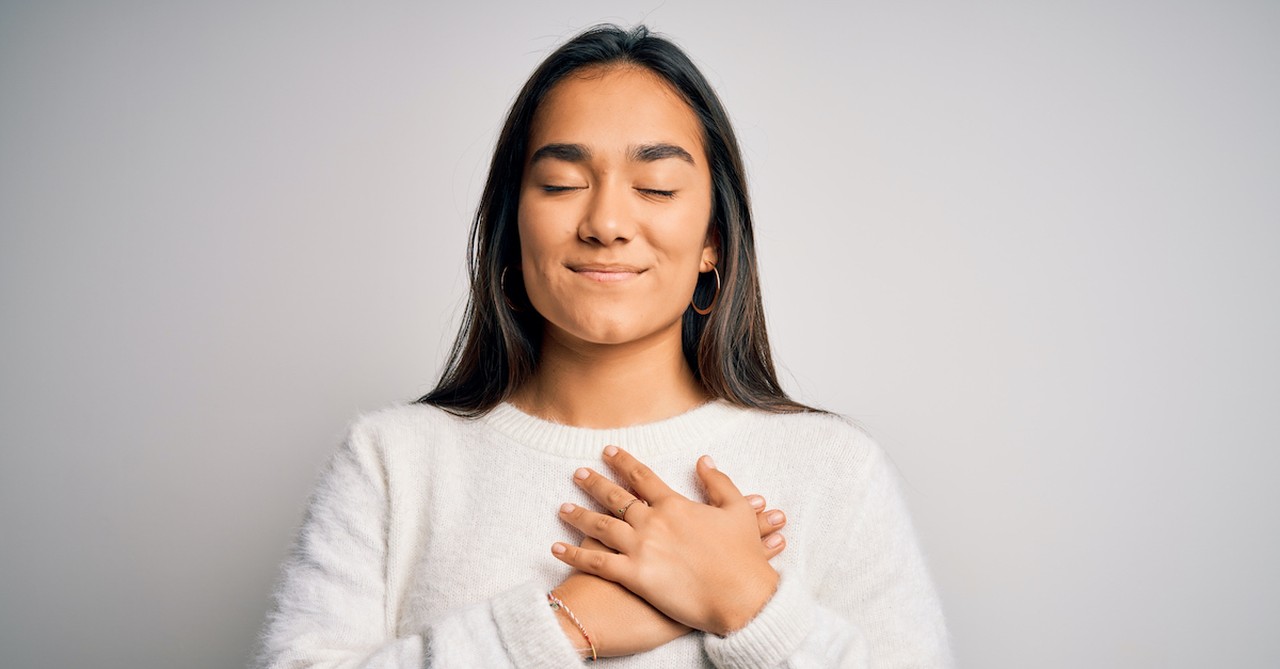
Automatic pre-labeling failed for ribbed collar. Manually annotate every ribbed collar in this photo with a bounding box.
[481,399,750,459]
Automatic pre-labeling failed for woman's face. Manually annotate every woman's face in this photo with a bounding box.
[517,65,716,348]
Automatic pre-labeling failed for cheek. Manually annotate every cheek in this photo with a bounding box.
[516,200,574,316]
[648,228,712,309]
[652,201,713,262]
[517,197,564,269]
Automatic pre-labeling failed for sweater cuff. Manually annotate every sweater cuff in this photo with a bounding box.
[491,580,586,669]
[703,570,815,669]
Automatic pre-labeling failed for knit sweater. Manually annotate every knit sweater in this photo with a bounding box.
[252,400,954,668]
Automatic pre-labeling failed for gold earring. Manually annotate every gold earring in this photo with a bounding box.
[691,265,720,315]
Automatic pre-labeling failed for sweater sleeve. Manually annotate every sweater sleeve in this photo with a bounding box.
[702,435,954,669]
[251,418,585,669]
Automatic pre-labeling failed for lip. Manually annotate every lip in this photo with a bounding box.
[566,262,647,283]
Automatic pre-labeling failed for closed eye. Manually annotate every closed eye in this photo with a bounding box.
[637,188,676,199]
[537,184,586,194]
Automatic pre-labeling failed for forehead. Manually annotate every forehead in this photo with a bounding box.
[527,65,705,160]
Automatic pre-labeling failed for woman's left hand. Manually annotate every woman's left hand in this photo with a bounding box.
[551,446,780,637]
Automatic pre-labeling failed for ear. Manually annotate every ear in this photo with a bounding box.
[701,222,721,272]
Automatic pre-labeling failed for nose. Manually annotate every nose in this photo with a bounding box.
[578,181,636,246]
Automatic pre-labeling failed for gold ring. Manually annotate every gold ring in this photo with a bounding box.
[614,498,647,519]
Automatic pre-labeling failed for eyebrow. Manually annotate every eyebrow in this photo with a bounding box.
[528,142,696,166]
[630,143,695,165]
[529,143,590,165]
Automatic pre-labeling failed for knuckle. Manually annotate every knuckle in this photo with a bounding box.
[627,465,652,484]
[633,560,657,587]
[588,552,609,571]
[606,487,630,506]
[648,514,674,534]
[594,515,616,533]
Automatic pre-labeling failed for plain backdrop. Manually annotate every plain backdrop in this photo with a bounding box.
[1,1,1277,668]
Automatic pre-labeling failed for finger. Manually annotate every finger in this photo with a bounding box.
[571,537,615,577]
[756,508,786,537]
[746,494,766,512]
[551,542,630,583]
[573,467,650,520]
[762,532,786,559]
[695,454,745,508]
[580,536,615,553]
[559,502,638,553]
[601,445,678,504]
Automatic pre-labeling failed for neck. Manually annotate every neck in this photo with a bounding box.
[511,322,710,429]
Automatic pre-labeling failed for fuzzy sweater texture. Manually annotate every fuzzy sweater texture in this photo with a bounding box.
[252,399,953,668]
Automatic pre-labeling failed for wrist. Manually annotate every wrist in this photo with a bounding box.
[549,583,600,661]
[712,566,780,637]
[553,606,591,656]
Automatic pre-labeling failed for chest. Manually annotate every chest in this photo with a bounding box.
[387,437,834,636]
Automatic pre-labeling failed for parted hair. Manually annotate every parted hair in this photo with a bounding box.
[417,23,810,416]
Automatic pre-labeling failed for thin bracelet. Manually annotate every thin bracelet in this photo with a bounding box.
[547,591,597,661]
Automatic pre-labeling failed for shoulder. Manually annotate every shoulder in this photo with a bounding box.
[735,408,882,467]
[345,400,458,435]
[336,401,486,462]
[730,407,902,501]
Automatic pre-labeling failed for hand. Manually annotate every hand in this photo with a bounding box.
[552,446,781,636]
[552,538,686,658]
[551,494,789,657]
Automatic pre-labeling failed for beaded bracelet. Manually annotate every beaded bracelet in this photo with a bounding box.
[547,591,597,661]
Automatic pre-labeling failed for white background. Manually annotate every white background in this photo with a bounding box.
[1,1,1277,667]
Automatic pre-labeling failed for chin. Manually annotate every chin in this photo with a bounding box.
[544,308,678,348]
[560,318,646,346]
[530,287,687,347]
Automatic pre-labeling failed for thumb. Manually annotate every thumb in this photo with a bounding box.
[696,454,743,507]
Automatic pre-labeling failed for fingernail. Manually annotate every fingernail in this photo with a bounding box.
[560,503,575,514]
[768,510,785,526]
[552,543,567,555]
[702,455,717,470]
[764,534,783,548]
[748,496,765,510]
[604,445,618,457]
[574,468,590,480]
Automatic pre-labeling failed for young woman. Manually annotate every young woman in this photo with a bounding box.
[255,24,952,667]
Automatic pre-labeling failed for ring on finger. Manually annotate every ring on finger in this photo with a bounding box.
[614,497,648,519]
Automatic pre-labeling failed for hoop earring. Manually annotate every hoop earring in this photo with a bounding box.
[691,265,720,316]
[500,266,521,311]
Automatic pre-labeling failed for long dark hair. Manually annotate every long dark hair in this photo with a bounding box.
[417,23,810,416]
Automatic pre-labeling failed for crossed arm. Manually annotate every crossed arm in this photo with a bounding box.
[545,445,790,657]
[255,421,952,668]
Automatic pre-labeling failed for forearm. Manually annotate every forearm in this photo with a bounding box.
[703,570,871,669]
[548,570,693,659]
[256,579,585,669]
[703,437,954,669]
[434,581,585,668]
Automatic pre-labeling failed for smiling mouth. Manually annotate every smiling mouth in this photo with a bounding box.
[567,263,646,283]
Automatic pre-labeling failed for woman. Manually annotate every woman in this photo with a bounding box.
[254,24,952,667]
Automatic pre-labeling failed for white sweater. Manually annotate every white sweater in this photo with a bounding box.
[253,400,953,668]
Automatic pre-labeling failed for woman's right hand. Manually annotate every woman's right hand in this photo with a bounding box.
[551,493,788,658]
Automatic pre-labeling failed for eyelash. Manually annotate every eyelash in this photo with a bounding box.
[540,185,676,200]
[639,188,676,199]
